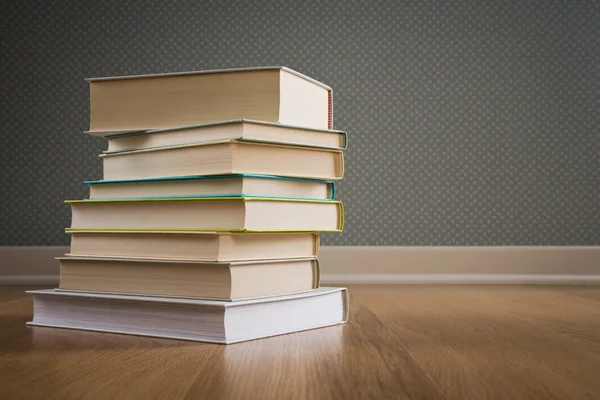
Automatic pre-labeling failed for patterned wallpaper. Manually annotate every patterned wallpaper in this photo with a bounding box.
[1,0,598,246]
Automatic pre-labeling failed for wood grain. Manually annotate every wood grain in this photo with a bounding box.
[457,286,600,351]
[1,285,600,400]
[549,286,600,304]
[186,305,444,400]
[0,285,48,303]
[363,285,600,400]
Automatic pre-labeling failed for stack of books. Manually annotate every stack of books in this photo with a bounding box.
[28,67,349,344]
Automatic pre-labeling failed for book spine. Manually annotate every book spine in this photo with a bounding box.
[341,132,348,150]
[337,202,345,231]
[336,151,345,179]
[313,233,321,257]
[329,181,336,200]
[341,288,350,322]
[312,259,321,288]
[327,90,333,130]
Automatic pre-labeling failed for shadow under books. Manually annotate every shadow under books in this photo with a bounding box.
[26,323,346,352]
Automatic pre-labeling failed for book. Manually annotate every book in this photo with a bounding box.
[27,287,348,344]
[88,120,347,151]
[66,198,344,232]
[87,66,333,132]
[57,256,320,301]
[100,140,344,181]
[67,231,319,261]
[85,174,335,201]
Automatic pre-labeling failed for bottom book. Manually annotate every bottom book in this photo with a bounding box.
[27,287,349,344]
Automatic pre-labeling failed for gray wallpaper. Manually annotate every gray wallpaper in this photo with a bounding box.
[1,0,598,246]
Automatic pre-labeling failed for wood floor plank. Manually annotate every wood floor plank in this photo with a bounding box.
[363,285,600,400]
[0,297,38,355]
[185,304,445,400]
[0,285,49,303]
[455,286,600,352]
[548,286,600,304]
[0,292,217,400]
[0,325,216,400]
[3,284,600,400]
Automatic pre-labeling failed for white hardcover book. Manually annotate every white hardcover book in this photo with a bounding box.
[27,287,349,344]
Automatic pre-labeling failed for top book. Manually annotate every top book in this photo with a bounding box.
[87,66,333,132]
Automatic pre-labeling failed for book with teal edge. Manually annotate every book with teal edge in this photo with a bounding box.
[83,174,336,201]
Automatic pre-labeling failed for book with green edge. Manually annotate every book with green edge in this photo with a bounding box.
[66,197,344,233]
[83,174,336,201]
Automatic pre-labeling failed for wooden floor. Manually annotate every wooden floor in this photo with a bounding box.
[2,285,600,400]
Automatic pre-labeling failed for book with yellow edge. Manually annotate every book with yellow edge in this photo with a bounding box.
[66,197,344,232]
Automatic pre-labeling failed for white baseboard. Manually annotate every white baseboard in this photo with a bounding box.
[318,246,600,285]
[0,246,64,285]
[320,274,600,285]
[0,275,61,285]
[1,246,599,285]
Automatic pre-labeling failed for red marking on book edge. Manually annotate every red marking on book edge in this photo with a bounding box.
[328,90,333,129]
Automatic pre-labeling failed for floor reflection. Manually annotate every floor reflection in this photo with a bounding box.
[29,324,207,351]
[187,324,345,398]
